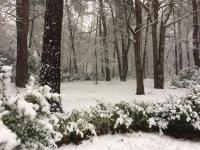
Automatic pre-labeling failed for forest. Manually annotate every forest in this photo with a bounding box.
[1,0,200,150]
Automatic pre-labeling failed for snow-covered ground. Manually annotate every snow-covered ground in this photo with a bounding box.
[61,79,189,112]
[59,132,200,150]
[60,79,196,150]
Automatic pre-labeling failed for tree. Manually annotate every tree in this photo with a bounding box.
[134,0,145,94]
[98,0,111,81]
[66,0,78,74]
[39,0,64,93]
[150,0,173,89]
[192,0,200,67]
[111,0,131,81]
[16,0,29,87]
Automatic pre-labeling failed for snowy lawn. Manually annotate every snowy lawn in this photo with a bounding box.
[61,79,189,112]
[59,132,200,150]
[60,79,196,150]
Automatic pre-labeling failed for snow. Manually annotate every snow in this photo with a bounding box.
[59,79,198,150]
[61,79,190,112]
[16,94,36,120]
[0,121,20,150]
[59,133,200,150]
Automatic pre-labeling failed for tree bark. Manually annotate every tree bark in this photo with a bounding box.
[16,0,29,87]
[192,0,200,67]
[134,0,145,95]
[39,0,63,94]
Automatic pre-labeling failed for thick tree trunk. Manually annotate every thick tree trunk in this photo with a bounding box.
[134,0,145,95]
[192,0,200,67]
[40,0,63,94]
[16,0,29,87]
[99,0,111,81]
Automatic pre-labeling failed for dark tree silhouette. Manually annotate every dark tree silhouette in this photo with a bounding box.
[40,0,64,94]
[16,0,29,87]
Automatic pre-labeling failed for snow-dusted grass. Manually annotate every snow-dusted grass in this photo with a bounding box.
[59,132,200,150]
[61,79,189,112]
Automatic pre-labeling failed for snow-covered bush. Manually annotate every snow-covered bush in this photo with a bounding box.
[171,67,200,88]
[0,66,62,149]
[58,102,150,144]
[58,85,200,144]
[147,85,200,136]
[57,110,96,145]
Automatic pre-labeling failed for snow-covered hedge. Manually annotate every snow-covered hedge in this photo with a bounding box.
[0,66,62,149]
[171,67,200,88]
[58,86,200,144]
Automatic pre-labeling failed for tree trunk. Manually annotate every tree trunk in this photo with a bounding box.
[108,2,118,79]
[173,8,178,75]
[121,0,131,82]
[98,18,105,79]
[151,0,172,89]
[186,29,191,67]
[192,0,200,67]
[178,19,182,70]
[39,0,63,94]
[95,19,98,84]
[157,19,166,89]
[66,1,78,74]
[29,1,36,49]
[16,0,29,87]
[143,17,150,78]
[151,0,159,88]
[134,0,145,95]
[99,0,111,81]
